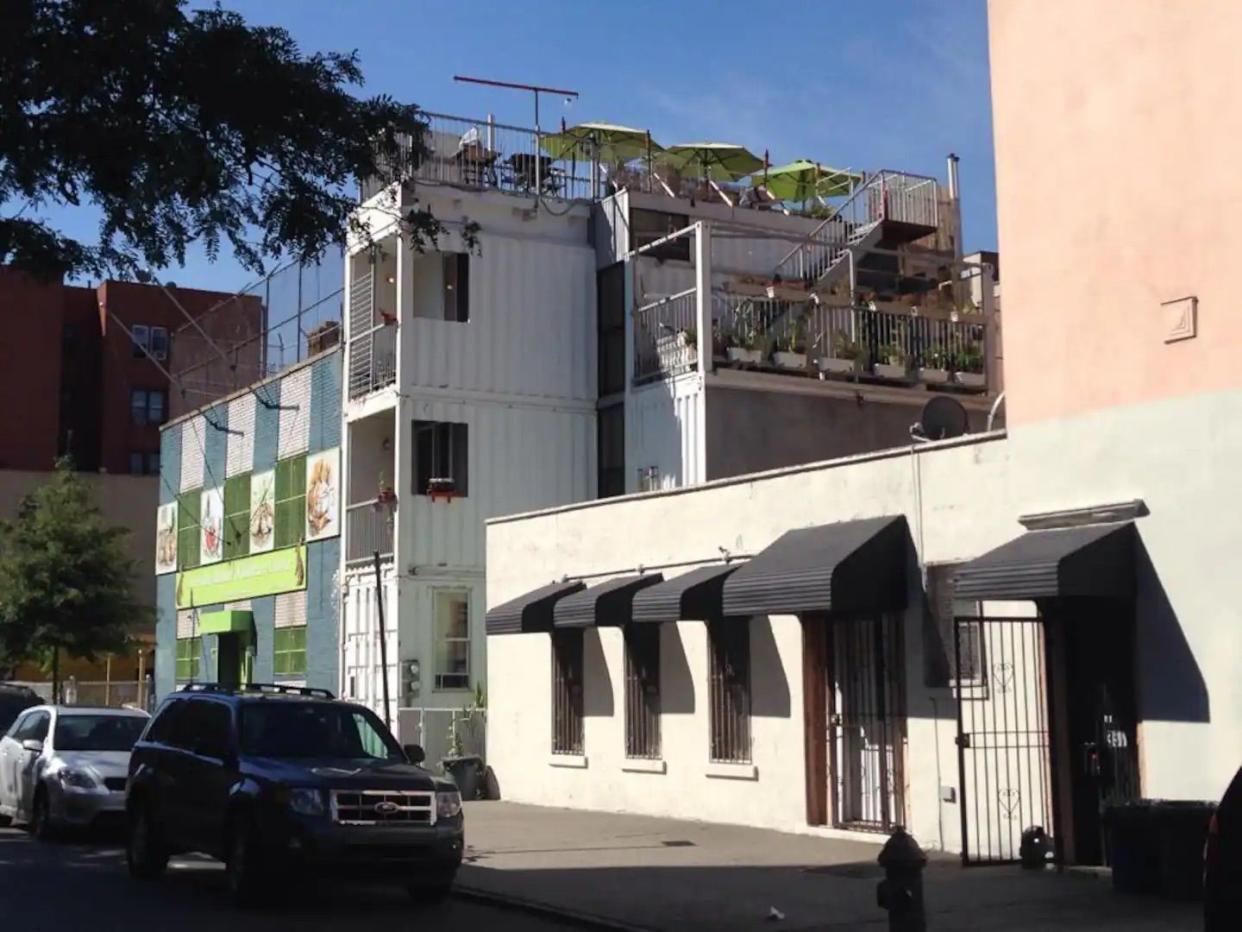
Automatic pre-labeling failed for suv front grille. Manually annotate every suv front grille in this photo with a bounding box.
[330,789,434,825]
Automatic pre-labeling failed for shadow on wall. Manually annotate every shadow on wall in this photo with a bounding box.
[751,618,791,719]
[584,629,614,717]
[1133,535,1209,723]
[661,624,695,715]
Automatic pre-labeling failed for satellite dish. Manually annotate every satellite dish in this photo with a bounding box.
[918,396,969,441]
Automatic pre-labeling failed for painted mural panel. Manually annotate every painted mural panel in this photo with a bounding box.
[155,501,178,575]
[200,487,224,565]
[249,469,276,553]
[305,447,340,541]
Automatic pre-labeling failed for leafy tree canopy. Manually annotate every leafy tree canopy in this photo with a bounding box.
[0,0,438,281]
[0,461,148,680]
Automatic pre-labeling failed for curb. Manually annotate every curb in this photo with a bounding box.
[452,883,656,932]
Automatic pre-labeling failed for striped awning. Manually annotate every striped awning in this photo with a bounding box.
[721,516,909,617]
[954,522,1135,601]
[553,574,665,628]
[630,563,741,623]
[485,580,585,635]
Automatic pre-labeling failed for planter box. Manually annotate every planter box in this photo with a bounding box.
[772,351,808,370]
[727,347,763,366]
[955,371,986,388]
[874,362,910,380]
[919,367,950,384]
[817,356,858,376]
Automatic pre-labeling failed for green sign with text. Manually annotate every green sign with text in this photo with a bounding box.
[175,545,306,609]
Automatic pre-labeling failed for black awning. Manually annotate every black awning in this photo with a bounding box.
[630,563,741,624]
[954,522,1135,601]
[721,515,909,617]
[553,574,666,628]
[486,580,585,635]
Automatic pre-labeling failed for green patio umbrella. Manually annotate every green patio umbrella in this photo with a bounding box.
[660,143,764,182]
[541,122,662,164]
[752,160,863,202]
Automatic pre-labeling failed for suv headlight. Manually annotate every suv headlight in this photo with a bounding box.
[287,787,325,817]
[57,767,98,789]
[436,788,462,820]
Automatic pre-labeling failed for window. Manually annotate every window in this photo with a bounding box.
[130,389,167,426]
[597,403,625,498]
[147,452,160,475]
[433,590,470,690]
[54,714,146,751]
[551,629,584,755]
[624,625,661,759]
[223,473,251,560]
[15,711,50,742]
[925,563,985,688]
[129,452,143,475]
[413,421,468,497]
[631,209,690,261]
[177,489,201,569]
[708,619,751,763]
[129,451,160,475]
[171,700,231,758]
[145,701,183,745]
[238,702,401,760]
[274,626,307,676]
[443,253,469,322]
[274,454,307,549]
[131,324,168,360]
[175,638,201,681]
[597,264,626,397]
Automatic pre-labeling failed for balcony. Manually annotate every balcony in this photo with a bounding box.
[346,260,398,402]
[634,289,698,383]
[346,499,394,565]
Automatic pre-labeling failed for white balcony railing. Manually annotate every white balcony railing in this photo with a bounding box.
[634,289,698,383]
[346,499,394,564]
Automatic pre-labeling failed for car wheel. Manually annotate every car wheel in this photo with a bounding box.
[225,813,266,908]
[126,804,168,880]
[30,789,56,842]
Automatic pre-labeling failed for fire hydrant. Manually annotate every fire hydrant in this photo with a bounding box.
[876,826,927,932]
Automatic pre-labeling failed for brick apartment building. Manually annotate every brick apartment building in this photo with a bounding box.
[0,267,264,476]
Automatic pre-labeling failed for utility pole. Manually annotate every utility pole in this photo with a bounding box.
[373,550,391,730]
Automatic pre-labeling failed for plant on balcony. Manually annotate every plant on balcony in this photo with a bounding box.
[919,344,950,384]
[772,319,808,371]
[725,314,764,366]
[953,344,986,388]
[874,342,910,380]
[818,330,865,376]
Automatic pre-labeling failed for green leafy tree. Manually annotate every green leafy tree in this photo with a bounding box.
[1,0,441,281]
[0,461,149,699]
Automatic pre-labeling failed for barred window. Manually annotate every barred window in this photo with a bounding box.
[176,637,201,681]
[624,625,660,759]
[708,619,750,763]
[551,629,584,755]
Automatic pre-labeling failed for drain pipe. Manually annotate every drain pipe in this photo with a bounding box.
[946,153,963,263]
[986,391,1006,432]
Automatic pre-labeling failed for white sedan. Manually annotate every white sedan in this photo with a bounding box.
[0,705,149,838]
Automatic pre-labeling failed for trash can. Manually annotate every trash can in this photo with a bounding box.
[441,755,483,800]
[1152,800,1215,901]
[1105,800,1159,894]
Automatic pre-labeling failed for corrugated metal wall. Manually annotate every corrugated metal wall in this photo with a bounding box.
[627,374,705,491]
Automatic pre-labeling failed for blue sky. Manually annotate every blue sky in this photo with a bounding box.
[48,0,996,291]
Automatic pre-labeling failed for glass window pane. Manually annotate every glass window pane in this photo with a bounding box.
[132,325,148,358]
[149,391,166,425]
[150,327,168,360]
[131,390,147,425]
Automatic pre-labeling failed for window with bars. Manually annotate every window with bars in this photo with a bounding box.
[624,624,661,759]
[551,629,584,755]
[434,589,471,690]
[176,637,201,681]
[274,455,307,548]
[177,489,201,569]
[708,619,751,763]
[223,473,251,560]
[274,626,307,676]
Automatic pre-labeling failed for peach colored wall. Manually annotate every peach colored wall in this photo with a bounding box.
[989,0,1242,425]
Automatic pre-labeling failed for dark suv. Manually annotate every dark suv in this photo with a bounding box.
[125,684,463,905]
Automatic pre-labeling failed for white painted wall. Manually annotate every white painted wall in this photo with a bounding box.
[627,373,706,491]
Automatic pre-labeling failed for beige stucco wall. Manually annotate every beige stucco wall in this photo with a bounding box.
[487,381,1242,847]
[990,0,1242,425]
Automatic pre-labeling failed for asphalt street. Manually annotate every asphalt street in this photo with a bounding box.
[0,824,579,931]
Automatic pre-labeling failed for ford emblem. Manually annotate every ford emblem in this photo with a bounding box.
[373,800,400,815]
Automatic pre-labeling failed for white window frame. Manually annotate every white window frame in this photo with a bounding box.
[432,588,471,691]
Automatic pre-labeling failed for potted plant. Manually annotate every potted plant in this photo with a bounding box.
[919,345,950,384]
[874,342,910,380]
[725,315,764,365]
[817,330,864,376]
[440,683,487,800]
[772,319,808,371]
[953,344,986,388]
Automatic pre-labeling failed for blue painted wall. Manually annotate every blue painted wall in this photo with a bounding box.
[154,574,177,700]
[252,387,280,474]
[250,597,276,683]
[159,424,182,506]
[306,538,340,690]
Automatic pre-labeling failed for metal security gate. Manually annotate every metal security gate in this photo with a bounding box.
[829,614,905,832]
[955,617,1054,864]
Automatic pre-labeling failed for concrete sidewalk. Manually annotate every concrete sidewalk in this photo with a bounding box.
[458,801,1200,931]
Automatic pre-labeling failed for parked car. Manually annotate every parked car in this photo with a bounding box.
[1205,764,1242,931]
[125,684,464,906]
[0,704,149,837]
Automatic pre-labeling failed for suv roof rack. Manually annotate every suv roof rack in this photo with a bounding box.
[179,682,336,700]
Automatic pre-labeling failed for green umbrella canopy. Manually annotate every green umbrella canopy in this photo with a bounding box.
[542,122,662,164]
[660,143,764,181]
[752,160,863,201]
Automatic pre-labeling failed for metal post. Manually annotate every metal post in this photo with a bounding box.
[373,550,392,730]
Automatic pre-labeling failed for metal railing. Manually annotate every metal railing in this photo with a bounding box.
[346,499,394,564]
[774,170,940,284]
[346,267,399,400]
[712,293,798,358]
[634,288,697,382]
